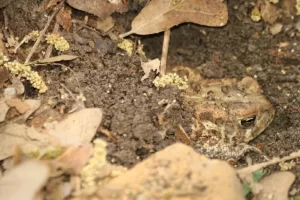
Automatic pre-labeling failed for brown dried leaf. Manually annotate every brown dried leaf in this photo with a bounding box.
[66,0,128,19]
[28,109,63,128]
[38,55,78,63]
[260,1,281,24]
[0,67,9,87]
[56,145,93,174]
[126,0,228,36]
[56,6,72,31]
[282,0,296,17]
[88,16,115,33]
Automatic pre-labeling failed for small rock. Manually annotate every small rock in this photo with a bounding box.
[96,143,245,200]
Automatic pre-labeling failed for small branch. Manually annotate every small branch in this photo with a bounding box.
[160,29,170,75]
[237,149,300,179]
[24,1,64,64]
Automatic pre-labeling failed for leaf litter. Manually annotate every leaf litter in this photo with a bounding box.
[120,0,228,37]
[0,0,299,199]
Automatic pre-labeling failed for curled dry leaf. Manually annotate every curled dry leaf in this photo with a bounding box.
[66,0,128,19]
[121,0,228,37]
[88,16,115,33]
[260,0,281,24]
[56,145,93,174]
[5,98,31,114]
[0,161,50,200]
[10,99,41,123]
[0,67,9,87]
[141,58,160,81]
[255,172,295,200]
[56,6,72,31]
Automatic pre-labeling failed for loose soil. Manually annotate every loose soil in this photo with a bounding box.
[2,0,300,196]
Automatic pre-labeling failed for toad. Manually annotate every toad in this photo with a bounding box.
[170,66,275,160]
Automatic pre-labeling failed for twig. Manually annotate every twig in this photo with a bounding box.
[160,29,170,75]
[44,22,60,59]
[238,149,300,179]
[24,1,64,64]
[98,126,118,142]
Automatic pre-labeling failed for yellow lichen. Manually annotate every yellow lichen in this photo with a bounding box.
[80,139,126,192]
[296,0,300,15]
[251,7,261,22]
[2,59,47,93]
[153,73,188,90]
[46,33,70,51]
[117,39,134,56]
[279,161,296,171]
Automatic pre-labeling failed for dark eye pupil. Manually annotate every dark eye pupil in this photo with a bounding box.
[240,116,256,128]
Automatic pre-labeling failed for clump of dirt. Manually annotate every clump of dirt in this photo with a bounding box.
[38,30,193,167]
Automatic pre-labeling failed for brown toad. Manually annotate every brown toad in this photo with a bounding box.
[170,66,275,160]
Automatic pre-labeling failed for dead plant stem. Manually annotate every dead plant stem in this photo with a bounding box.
[160,29,170,75]
[24,2,64,64]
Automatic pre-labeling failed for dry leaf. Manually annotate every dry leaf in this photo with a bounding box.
[28,108,63,128]
[0,161,50,200]
[10,99,41,123]
[270,23,283,35]
[38,55,78,63]
[0,123,60,160]
[260,1,281,24]
[66,0,128,19]
[88,16,115,33]
[5,98,31,114]
[0,99,10,122]
[56,6,72,31]
[56,145,93,174]
[123,0,228,36]
[0,67,9,87]
[282,0,296,17]
[141,58,160,81]
[255,172,295,200]
[45,108,103,146]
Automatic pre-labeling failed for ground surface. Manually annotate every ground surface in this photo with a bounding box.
[2,0,300,196]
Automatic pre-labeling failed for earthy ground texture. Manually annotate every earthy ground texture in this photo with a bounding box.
[1,0,300,198]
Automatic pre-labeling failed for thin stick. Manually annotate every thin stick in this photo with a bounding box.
[160,29,170,75]
[44,22,60,59]
[24,2,64,64]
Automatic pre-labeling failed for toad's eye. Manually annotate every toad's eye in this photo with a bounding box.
[240,116,256,128]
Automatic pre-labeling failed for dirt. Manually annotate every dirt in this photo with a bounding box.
[2,0,300,196]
